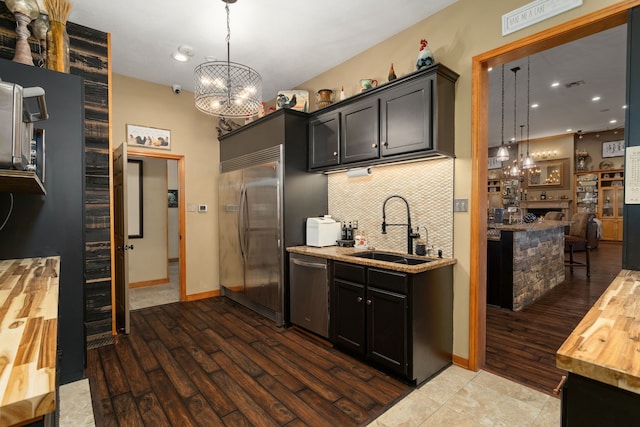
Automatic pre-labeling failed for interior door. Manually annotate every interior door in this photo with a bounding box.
[113,142,130,334]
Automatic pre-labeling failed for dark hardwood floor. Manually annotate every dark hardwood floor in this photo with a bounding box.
[86,297,412,427]
[485,241,623,395]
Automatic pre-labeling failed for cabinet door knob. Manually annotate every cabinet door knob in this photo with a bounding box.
[357,297,363,303]
[333,151,338,156]
[383,141,388,147]
[371,143,378,148]
[366,299,372,305]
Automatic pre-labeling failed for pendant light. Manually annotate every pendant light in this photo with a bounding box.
[194,0,262,118]
[522,56,536,170]
[509,66,521,177]
[495,65,509,161]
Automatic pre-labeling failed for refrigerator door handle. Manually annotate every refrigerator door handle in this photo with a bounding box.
[238,183,247,262]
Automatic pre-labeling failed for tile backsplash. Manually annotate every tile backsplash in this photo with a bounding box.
[328,158,454,257]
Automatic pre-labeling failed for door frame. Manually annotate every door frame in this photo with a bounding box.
[111,149,186,335]
[469,1,638,371]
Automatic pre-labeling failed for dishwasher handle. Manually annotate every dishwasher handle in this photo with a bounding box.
[290,258,327,269]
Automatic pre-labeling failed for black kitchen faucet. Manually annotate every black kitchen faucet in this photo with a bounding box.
[381,195,420,254]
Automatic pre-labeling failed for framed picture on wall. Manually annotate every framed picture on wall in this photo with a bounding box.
[127,124,171,150]
[168,189,178,208]
[602,140,625,158]
[128,159,143,238]
[488,156,502,169]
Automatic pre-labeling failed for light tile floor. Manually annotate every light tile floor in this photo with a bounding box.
[368,365,560,427]
[129,261,180,310]
[59,379,95,427]
[60,365,560,426]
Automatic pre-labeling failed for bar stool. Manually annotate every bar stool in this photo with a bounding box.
[564,213,594,277]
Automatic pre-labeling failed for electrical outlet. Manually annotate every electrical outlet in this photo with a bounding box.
[454,199,468,212]
[198,204,208,213]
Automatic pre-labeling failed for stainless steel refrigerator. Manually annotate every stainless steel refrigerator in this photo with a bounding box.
[217,109,328,326]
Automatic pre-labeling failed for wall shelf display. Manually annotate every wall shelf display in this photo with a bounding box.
[599,169,624,240]
[501,179,520,208]
[574,172,598,215]
[0,170,45,194]
[574,169,624,241]
[488,178,502,210]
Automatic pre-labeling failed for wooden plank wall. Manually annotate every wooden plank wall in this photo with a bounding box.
[0,4,113,348]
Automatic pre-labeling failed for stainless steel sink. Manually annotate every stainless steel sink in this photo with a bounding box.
[347,251,432,265]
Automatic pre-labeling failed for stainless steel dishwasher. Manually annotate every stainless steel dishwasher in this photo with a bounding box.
[289,253,329,338]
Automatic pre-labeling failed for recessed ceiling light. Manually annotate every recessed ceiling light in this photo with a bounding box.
[566,128,573,132]
[592,96,601,102]
[610,119,617,124]
[623,105,628,109]
[172,45,194,62]
[531,103,539,108]
[551,82,560,87]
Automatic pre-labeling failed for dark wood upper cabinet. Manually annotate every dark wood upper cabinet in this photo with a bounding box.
[340,97,380,164]
[308,110,340,169]
[308,63,458,172]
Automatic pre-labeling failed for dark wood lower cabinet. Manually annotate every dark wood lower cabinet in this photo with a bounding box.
[367,286,408,376]
[331,261,452,385]
[333,278,366,353]
[562,373,640,427]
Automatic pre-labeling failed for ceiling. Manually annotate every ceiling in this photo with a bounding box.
[27,1,626,137]
[55,0,458,102]
[487,24,627,146]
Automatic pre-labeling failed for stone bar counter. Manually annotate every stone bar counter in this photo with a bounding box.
[0,257,59,426]
[556,270,640,425]
[487,220,566,311]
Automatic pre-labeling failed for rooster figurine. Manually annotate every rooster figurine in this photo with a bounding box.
[388,63,397,81]
[416,39,435,70]
[276,93,297,109]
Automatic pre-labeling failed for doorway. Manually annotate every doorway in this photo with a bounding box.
[469,4,633,371]
[127,156,182,309]
[114,149,187,334]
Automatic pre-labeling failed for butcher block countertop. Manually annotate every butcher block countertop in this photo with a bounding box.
[557,269,640,394]
[0,257,59,426]
[287,246,456,273]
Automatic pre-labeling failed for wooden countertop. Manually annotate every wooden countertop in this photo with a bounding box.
[0,257,59,425]
[557,269,640,394]
[287,246,456,273]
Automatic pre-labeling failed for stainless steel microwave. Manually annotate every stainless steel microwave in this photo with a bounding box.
[0,80,48,181]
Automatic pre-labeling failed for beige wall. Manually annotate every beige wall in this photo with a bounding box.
[294,0,622,359]
[111,0,623,360]
[128,157,168,283]
[112,74,219,296]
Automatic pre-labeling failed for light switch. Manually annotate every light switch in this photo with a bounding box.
[187,203,196,212]
[198,204,208,213]
[454,199,468,212]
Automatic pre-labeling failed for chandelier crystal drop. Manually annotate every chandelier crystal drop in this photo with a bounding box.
[194,0,262,118]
